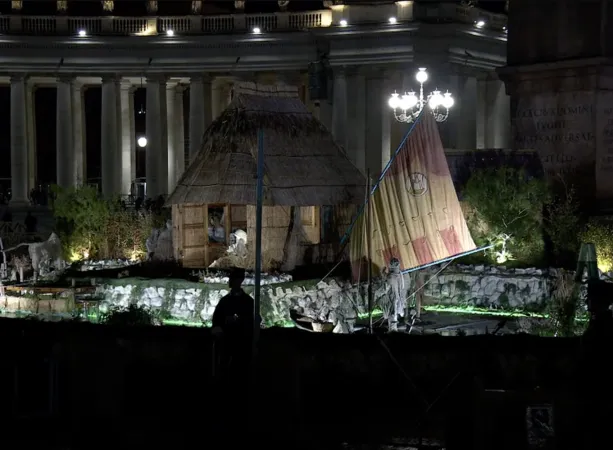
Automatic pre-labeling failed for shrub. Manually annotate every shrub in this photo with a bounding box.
[100,304,159,326]
[580,220,613,273]
[463,167,549,266]
[454,149,543,194]
[544,185,582,268]
[534,272,587,337]
[51,185,110,260]
[102,207,153,261]
[52,185,156,262]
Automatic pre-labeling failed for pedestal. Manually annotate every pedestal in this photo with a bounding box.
[498,60,613,207]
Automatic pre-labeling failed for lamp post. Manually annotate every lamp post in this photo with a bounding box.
[137,136,147,148]
[388,68,455,123]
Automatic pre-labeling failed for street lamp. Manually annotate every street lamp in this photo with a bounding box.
[388,68,455,123]
[137,137,147,148]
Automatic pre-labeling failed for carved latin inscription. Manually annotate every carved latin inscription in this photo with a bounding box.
[514,93,595,182]
[595,92,613,199]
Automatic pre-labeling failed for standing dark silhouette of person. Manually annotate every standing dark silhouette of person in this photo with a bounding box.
[212,268,260,371]
[24,211,37,233]
[211,268,260,432]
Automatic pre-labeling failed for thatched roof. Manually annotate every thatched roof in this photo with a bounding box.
[166,82,366,206]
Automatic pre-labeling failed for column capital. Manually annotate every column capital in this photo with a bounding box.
[190,74,213,84]
[101,74,122,84]
[343,66,362,77]
[278,70,301,83]
[166,80,179,90]
[146,74,168,84]
[56,75,76,84]
[119,79,132,90]
[363,67,386,80]
[234,72,255,83]
[333,66,348,77]
[72,77,86,90]
[9,73,27,83]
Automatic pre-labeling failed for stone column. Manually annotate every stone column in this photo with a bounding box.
[331,67,348,150]
[119,81,134,196]
[167,82,186,192]
[72,81,86,186]
[278,71,302,94]
[10,75,29,205]
[146,77,168,198]
[189,75,212,164]
[129,90,136,185]
[388,70,406,156]
[346,68,366,172]
[477,77,511,150]
[25,81,37,191]
[486,78,511,149]
[175,85,186,186]
[380,72,392,170]
[56,77,76,188]
[365,71,384,177]
[101,76,120,198]
[211,77,223,121]
[449,74,478,150]
[318,99,333,131]
[476,78,487,149]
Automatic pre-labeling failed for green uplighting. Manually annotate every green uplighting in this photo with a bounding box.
[423,304,547,318]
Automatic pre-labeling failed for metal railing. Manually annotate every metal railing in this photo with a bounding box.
[0,11,332,35]
[0,4,506,36]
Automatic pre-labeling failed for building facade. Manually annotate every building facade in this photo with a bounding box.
[1,1,509,204]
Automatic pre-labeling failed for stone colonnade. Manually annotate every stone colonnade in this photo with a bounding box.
[7,74,235,204]
[7,68,510,204]
[325,67,512,178]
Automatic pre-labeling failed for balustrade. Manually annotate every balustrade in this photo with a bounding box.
[0,3,506,36]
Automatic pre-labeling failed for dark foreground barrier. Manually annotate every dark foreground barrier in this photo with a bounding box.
[0,318,609,450]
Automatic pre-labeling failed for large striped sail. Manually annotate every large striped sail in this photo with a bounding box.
[349,113,476,279]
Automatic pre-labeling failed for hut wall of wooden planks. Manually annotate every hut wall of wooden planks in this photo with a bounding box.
[172,203,356,270]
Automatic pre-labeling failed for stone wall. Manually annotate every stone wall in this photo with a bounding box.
[419,265,553,310]
[97,278,369,328]
[96,265,567,329]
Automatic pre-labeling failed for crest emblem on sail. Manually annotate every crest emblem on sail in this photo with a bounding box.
[349,113,476,279]
[407,172,428,196]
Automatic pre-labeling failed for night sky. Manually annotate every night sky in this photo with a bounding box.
[0,0,507,192]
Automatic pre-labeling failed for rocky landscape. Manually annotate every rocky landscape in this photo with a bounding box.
[97,264,579,329]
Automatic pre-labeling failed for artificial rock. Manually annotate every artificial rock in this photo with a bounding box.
[97,265,569,329]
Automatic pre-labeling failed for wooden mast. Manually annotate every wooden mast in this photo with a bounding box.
[253,129,264,355]
[365,170,373,334]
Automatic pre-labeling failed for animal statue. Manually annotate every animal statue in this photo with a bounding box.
[228,229,248,258]
[384,257,407,332]
[146,228,161,260]
[2,233,65,280]
[152,220,174,261]
[0,237,7,279]
[208,229,249,269]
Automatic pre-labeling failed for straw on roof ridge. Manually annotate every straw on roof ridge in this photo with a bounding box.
[167,82,366,207]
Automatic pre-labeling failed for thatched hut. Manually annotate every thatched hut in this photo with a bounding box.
[166,82,366,271]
